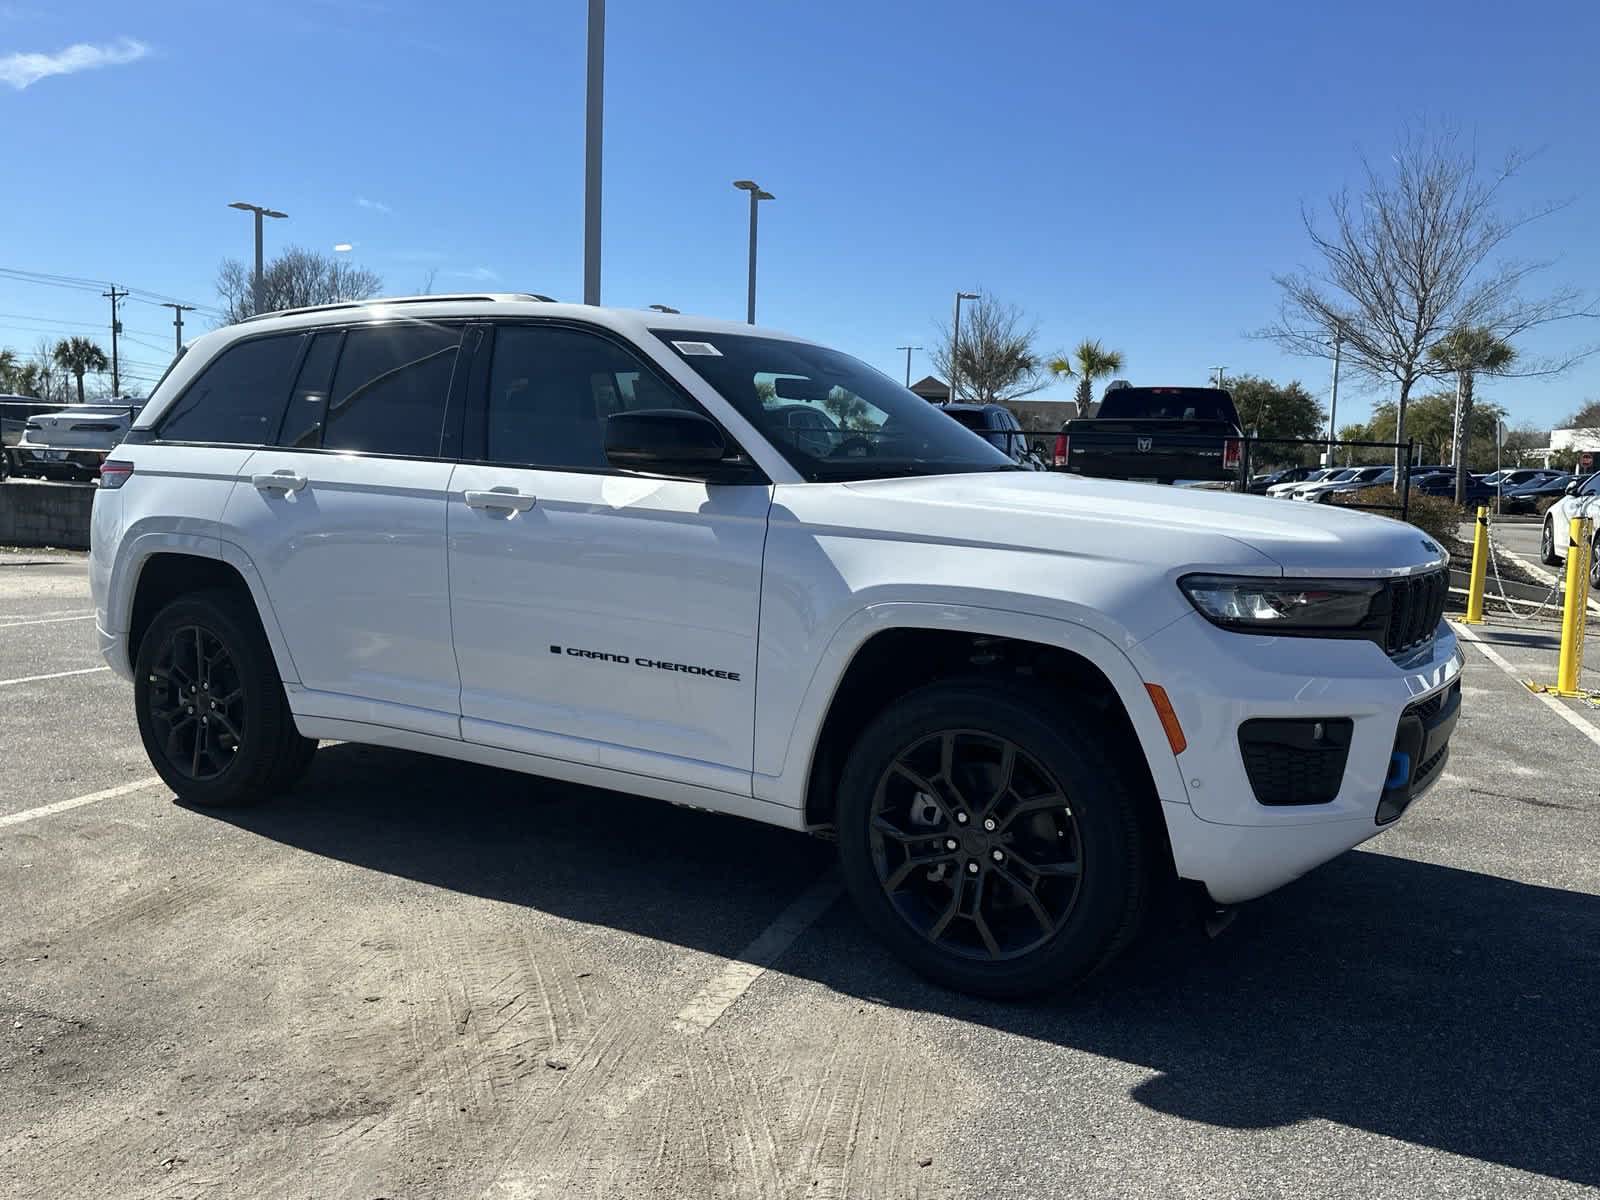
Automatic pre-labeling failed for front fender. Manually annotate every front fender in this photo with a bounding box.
[751,600,1187,812]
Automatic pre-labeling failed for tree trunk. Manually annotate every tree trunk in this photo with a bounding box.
[1076,376,1091,415]
[1453,371,1475,506]
[74,370,85,405]
[1393,376,1414,486]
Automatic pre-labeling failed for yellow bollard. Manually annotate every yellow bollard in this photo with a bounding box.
[1464,505,1489,625]
[1555,517,1593,696]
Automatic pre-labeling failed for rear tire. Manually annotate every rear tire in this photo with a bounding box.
[1541,516,1561,566]
[133,588,310,807]
[835,680,1153,999]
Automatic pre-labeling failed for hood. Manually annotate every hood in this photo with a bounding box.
[833,471,1447,578]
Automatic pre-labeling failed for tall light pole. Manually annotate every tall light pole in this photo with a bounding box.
[583,0,604,305]
[1212,365,1226,390]
[950,291,978,402]
[228,201,287,316]
[733,180,774,324]
[160,302,195,356]
[896,345,922,387]
[1326,322,1343,468]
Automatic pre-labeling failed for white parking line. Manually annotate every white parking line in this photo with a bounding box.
[0,665,110,688]
[674,876,842,1032]
[0,777,163,830]
[0,613,96,628]
[1450,620,1600,751]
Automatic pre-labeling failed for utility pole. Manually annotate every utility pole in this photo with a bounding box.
[1326,323,1343,468]
[896,345,922,387]
[102,285,128,397]
[583,0,604,305]
[950,292,978,402]
[160,302,195,356]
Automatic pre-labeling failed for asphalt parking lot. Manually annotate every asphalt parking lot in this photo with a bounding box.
[2,553,1598,1199]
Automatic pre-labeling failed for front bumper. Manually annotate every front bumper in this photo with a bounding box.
[1134,611,1462,902]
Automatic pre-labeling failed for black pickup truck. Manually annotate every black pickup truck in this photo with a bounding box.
[1052,386,1243,484]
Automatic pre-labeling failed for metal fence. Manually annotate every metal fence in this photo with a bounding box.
[1240,435,1417,523]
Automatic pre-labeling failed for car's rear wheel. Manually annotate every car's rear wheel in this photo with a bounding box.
[1541,516,1561,566]
[836,681,1153,998]
[133,588,316,806]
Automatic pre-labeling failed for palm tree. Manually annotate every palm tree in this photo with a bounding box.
[51,337,109,405]
[1048,340,1126,416]
[1426,327,1516,504]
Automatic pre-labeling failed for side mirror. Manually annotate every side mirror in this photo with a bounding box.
[605,409,726,469]
[1565,480,1580,495]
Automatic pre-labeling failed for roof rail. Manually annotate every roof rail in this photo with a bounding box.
[240,292,557,323]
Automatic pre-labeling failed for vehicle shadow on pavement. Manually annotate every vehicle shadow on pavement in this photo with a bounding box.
[207,742,1600,1190]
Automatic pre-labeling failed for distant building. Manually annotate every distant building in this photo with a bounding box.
[1532,426,1600,468]
[909,375,950,403]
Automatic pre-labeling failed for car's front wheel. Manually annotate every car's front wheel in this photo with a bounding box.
[1541,515,1561,566]
[133,588,316,806]
[835,681,1153,998]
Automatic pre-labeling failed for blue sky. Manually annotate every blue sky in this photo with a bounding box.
[2,0,1597,426]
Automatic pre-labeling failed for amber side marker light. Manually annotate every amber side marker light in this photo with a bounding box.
[1145,683,1187,755]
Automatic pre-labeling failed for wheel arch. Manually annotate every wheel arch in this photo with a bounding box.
[119,541,299,685]
[780,606,1184,878]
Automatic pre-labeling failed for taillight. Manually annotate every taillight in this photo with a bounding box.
[1223,437,1241,471]
[1053,433,1069,468]
[99,459,134,489]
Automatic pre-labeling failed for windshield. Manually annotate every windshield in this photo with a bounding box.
[655,330,1016,481]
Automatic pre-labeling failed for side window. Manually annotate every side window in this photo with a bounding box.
[157,334,301,445]
[1582,475,1600,497]
[485,325,692,469]
[323,324,462,458]
[277,331,342,448]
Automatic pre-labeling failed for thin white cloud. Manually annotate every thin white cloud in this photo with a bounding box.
[0,37,149,91]
[450,266,500,282]
[356,196,393,215]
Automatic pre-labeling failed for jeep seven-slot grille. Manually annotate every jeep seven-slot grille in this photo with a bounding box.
[1378,569,1448,657]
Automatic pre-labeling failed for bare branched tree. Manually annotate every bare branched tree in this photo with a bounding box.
[1258,125,1594,474]
[216,246,385,324]
[931,296,1046,404]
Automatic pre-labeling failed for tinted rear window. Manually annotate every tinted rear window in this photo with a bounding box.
[158,334,301,445]
[323,324,461,457]
[1095,388,1239,423]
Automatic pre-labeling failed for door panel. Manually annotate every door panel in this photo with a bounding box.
[222,452,459,734]
[447,465,770,786]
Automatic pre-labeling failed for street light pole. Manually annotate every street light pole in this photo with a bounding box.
[950,291,978,402]
[1326,323,1343,467]
[896,345,922,387]
[732,180,774,324]
[583,0,604,305]
[160,302,195,356]
[1212,366,1226,390]
[228,201,287,316]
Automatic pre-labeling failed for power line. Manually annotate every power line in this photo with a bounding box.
[0,265,221,318]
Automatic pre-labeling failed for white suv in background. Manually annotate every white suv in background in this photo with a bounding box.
[89,296,1461,997]
[1540,472,1600,583]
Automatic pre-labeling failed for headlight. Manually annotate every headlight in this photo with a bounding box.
[1179,574,1382,633]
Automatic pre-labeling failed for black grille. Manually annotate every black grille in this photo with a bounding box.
[1239,718,1354,806]
[1378,569,1448,657]
[1409,681,1460,723]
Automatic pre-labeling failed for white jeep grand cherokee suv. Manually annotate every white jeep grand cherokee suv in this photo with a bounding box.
[90,295,1461,997]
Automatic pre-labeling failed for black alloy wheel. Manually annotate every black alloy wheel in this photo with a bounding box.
[869,730,1083,961]
[146,624,246,781]
[1541,518,1556,566]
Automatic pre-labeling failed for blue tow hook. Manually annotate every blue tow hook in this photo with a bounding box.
[1385,751,1412,790]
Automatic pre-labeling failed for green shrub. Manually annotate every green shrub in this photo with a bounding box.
[1331,486,1462,548]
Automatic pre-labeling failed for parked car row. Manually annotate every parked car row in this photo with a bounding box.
[0,396,139,482]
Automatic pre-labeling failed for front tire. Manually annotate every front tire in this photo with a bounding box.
[1541,516,1561,566]
[133,588,315,806]
[835,681,1153,999]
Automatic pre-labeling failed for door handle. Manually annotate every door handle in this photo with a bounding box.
[464,488,536,512]
[251,470,307,493]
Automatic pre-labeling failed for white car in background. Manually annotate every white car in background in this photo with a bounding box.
[14,403,136,482]
[1266,467,1336,498]
[1539,473,1600,583]
[1293,466,1391,502]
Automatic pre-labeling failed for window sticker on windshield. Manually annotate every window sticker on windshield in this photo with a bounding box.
[671,340,722,356]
